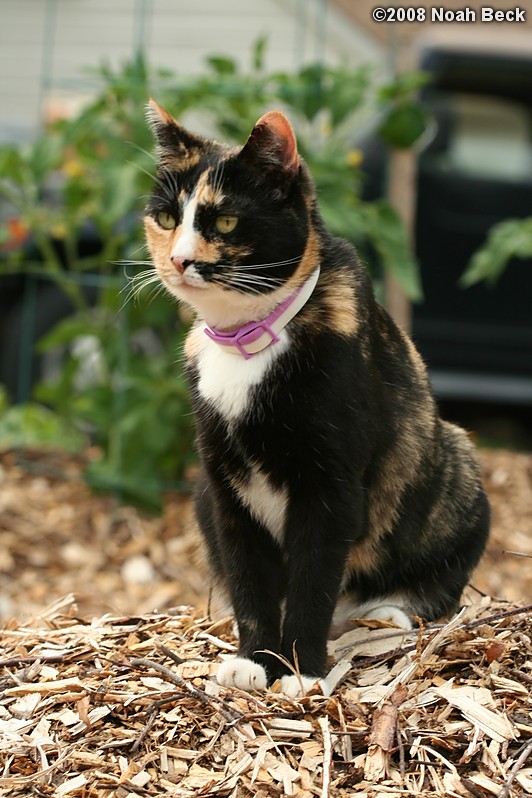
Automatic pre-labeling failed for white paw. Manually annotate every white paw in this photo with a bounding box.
[364,605,412,630]
[332,595,413,635]
[216,657,267,691]
[280,674,331,698]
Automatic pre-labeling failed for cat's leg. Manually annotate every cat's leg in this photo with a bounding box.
[199,489,285,690]
[350,485,491,630]
[334,496,490,634]
[409,487,491,622]
[279,486,364,697]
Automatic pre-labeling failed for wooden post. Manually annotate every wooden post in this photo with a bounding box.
[383,17,418,332]
[384,147,417,331]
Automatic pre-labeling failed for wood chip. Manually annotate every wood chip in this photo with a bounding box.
[436,683,517,742]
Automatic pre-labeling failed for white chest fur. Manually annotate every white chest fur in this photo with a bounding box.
[234,464,288,544]
[194,329,289,543]
[195,329,289,421]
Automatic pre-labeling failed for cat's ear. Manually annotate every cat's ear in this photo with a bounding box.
[239,111,299,177]
[147,98,206,162]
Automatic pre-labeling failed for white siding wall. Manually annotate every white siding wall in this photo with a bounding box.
[0,0,382,142]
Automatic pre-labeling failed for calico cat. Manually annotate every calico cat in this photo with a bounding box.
[144,101,490,697]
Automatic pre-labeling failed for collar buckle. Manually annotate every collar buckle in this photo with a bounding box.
[204,318,280,360]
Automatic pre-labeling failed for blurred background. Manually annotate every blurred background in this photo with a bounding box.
[0,0,531,618]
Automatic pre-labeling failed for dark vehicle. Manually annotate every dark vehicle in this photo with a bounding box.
[364,42,532,407]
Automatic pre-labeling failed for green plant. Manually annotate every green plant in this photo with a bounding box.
[0,385,85,452]
[376,71,431,149]
[31,287,196,511]
[460,217,532,288]
[0,44,427,509]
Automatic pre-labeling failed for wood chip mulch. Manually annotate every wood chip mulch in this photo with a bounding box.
[0,594,531,797]
[0,446,531,796]
[0,448,530,622]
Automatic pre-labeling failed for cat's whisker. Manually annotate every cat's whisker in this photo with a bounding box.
[143,283,168,307]
[236,256,302,271]
[127,159,158,186]
[115,261,157,285]
[119,269,159,295]
[122,279,160,302]
[125,241,151,257]
[132,160,178,204]
[161,166,180,200]
[222,283,264,296]
[211,159,226,196]
[129,271,160,287]
[227,272,285,287]
[227,281,282,294]
[126,141,157,163]
[119,274,164,310]
[215,268,282,283]
[116,259,156,269]
[213,275,282,295]
[127,274,160,293]
[208,275,265,296]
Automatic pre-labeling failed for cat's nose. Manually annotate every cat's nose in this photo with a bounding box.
[171,255,194,275]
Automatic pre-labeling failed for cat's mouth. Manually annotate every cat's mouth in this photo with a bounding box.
[164,264,210,292]
[182,271,208,289]
[171,265,270,296]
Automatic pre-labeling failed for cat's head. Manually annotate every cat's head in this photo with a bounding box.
[144,101,321,329]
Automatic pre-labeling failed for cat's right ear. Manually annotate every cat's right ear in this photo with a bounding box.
[146,99,205,163]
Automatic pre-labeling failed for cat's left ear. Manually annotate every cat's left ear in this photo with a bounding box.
[147,98,206,162]
[239,110,299,177]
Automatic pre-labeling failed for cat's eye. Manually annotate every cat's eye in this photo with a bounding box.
[215,215,238,234]
[155,211,177,230]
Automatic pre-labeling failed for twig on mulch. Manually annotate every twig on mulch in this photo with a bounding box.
[498,740,532,798]
[130,655,245,726]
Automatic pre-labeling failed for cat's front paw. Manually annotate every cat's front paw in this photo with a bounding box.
[216,656,267,691]
[280,674,330,699]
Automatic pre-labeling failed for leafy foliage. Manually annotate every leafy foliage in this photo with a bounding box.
[460,217,532,288]
[32,290,195,511]
[377,71,431,149]
[0,386,86,453]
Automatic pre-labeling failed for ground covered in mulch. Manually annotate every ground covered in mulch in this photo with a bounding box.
[0,447,531,796]
[1,594,531,796]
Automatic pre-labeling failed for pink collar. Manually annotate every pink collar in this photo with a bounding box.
[203,267,320,359]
